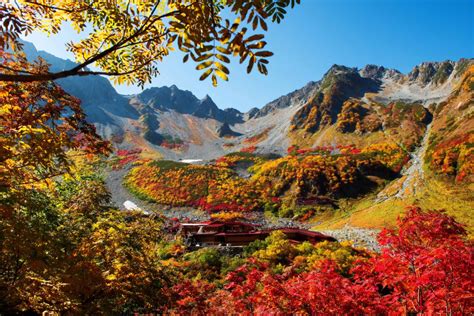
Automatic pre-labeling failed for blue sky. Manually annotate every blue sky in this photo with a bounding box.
[26,0,473,112]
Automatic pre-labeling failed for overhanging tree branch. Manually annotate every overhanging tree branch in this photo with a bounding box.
[1,0,295,85]
[0,4,178,83]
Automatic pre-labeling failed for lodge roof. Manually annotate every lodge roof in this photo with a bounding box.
[180,221,259,227]
[179,220,336,245]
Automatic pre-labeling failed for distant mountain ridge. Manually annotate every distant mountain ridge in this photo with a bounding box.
[20,41,472,161]
[21,40,244,124]
[135,86,243,124]
[253,81,319,118]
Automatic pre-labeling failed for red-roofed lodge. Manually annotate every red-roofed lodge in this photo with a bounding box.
[179,221,336,248]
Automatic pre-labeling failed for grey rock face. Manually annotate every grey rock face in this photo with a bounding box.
[291,65,381,132]
[246,107,260,119]
[216,122,242,137]
[138,85,201,114]
[254,81,319,118]
[137,88,243,124]
[19,40,472,159]
[407,61,456,86]
[21,40,139,127]
[359,64,387,80]
[359,64,403,81]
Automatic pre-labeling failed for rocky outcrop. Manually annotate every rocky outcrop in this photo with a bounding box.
[193,95,222,119]
[216,122,242,137]
[335,99,382,134]
[359,64,402,81]
[407,61,453,85]
[254,81,319,118]
[405,60,473,86]
[223,108,245,124]
[22,41,139,124]
[138,85,201,114]
[192,95,243,124]
[291,65,380,132]
[246,107,260,119]
[21,40,472,164]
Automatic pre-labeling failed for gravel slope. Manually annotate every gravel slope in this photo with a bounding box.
[321,226,381,252]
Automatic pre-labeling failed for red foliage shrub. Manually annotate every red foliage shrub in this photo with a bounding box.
[116,148,142,157]
[214,156,234,167]
[352,207,473,314]
[112,148,142,169]
[171,280,216,314]
[430,133,473,182]
[168,207,474,315]
[240,145,257,153]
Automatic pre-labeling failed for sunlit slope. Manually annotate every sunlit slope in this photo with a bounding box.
[311,65,474,232]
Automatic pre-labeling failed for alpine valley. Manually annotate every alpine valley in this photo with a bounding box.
[24,41,474,232]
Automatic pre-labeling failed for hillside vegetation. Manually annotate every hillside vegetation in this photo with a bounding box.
[1,39,472,313]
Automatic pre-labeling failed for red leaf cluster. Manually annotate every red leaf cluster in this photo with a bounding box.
[170,207,474,314]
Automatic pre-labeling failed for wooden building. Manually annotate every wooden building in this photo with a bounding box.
[179,221,336,248]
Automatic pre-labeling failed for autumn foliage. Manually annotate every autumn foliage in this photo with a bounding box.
[124,160,264,213]
[429,132,474,182]
[125,142,406,219]
[110,148,143,169]
[1,8,473,312]
[0,52,110,189]
[1,0,301,86]
[336,98,382,134]
[243,127,272,144]
[353,207,474,314]
[2,144,473,316]
[167,207,474,315]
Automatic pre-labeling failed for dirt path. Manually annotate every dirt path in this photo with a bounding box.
[105,166,139,210]
[105,166,210,220]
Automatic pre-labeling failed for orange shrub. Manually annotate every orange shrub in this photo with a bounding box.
[429,133,474,182]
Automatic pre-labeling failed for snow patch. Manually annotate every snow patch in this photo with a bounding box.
[181,159,204,164]
[124,200,141,211]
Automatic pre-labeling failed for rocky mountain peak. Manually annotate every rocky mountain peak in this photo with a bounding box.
[21,40,139,135]
[137,86,200,113]
[359,64,386,79]
[193,95,219,117]
[192,96,244,124]
[291,65,381,133]
[135,86,242,124]
[201,94,213,101]
[246,107,260,119]
[254,81,319,118]
[224,107,243,117]
[360,64,403,81]
[319,65,366,92]
[407,60,456,86]
[326,64,357,75]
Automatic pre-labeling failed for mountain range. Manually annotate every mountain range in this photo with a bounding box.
[20,41,473,229]
[22,41,472,162]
